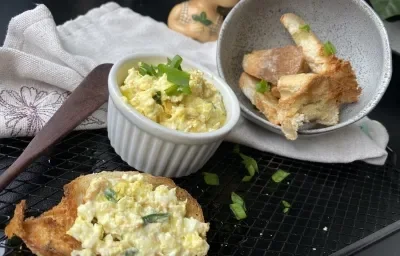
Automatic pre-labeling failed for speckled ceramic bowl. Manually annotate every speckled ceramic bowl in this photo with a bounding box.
[217,0,392,137]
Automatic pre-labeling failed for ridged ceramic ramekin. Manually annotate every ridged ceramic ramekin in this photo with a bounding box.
[107,53,240,177]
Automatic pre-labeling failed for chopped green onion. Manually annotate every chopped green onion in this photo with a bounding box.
[165,84,179,96]
[178,85,191,95]
[104,188,118,203]
[142,213,169,224]
[300,24,311,32]
[323,41,336,56]
[157,64,190,86]
[157,56,192,96]
[242,176,252,182]
[152,91,162,105]
[271,169,290,183]
[166,68,190,86]
[165,84,192,96]
[234,145,258,182]
[124,248,139,256]
[230,191,247,220]
[282,200,291,214]
[231,192,246,211]
[255,80,270,93]
[157,63,167,76]
[203,172,219,185]
[138,62,157,76]
[168,55,183,70]
[240,153,259,175]
[230,203,247,220]
[282,200,291,208]
[138,64,148,76]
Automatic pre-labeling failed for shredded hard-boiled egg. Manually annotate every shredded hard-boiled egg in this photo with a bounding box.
[120,63,226,133]
[67,174,210,256]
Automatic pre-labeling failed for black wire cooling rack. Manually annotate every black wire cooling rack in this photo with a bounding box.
[0,129,399,256]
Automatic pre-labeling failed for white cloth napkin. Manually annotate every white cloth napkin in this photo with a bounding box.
[0,2,389,165]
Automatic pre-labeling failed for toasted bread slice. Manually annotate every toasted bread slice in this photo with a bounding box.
[277,73,340,140]
[239,72,280,124]
[271,86,281,99]
[280,13,361,104]
[242,45,310,85]
[5,171,204,256]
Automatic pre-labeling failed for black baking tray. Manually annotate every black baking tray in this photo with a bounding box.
[331,148,400,256]
[0,129,400,256]
[331,219,400,256]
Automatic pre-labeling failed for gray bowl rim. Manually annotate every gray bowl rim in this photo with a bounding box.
[216,0,393,135]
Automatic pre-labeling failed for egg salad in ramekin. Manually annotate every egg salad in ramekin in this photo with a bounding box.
[119,55,227,133]
[67,173,210,256]
[107,53,240,177]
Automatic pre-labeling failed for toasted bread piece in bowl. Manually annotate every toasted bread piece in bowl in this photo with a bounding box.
[217,0,392,138]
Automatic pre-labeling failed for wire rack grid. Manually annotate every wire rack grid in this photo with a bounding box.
[0,129,399,256]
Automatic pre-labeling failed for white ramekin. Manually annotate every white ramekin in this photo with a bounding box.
[107,52,240,177]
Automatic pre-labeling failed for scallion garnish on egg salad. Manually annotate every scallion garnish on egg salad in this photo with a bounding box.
[120,55,227,133]
[67,173,210,256]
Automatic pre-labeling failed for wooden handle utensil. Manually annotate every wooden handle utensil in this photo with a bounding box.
[0,63,113,192]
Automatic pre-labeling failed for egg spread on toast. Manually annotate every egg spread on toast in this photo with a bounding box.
[5,171,210,256]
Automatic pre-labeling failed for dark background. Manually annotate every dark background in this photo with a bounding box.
[0,0,399,159]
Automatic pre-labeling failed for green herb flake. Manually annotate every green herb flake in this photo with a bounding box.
[271,169,290,183]
[152,91,162,105]
[138,62,157,76]
[166,67,190,86]
[157,63,167,76]
[165,84,179,96]
[124,248,139,256]
[178,85,191,95]
[159,56,192,96]
[104,188,118,203]
[282,200,291,214]
[300,24,311,32]
[323,41,336,56]
[165,84,191,96]
[168,55,183,70]
[142,213,169,225]
[230,203,247,220]
[242,176,253,182]
[255,80,270,93]
[370,0,400,20]
[282,200,291,208]
[203,172,219,185]
[192,11,213,26]
[231,192,246,211]
[234,145,258,182]
[240,153,259,175]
